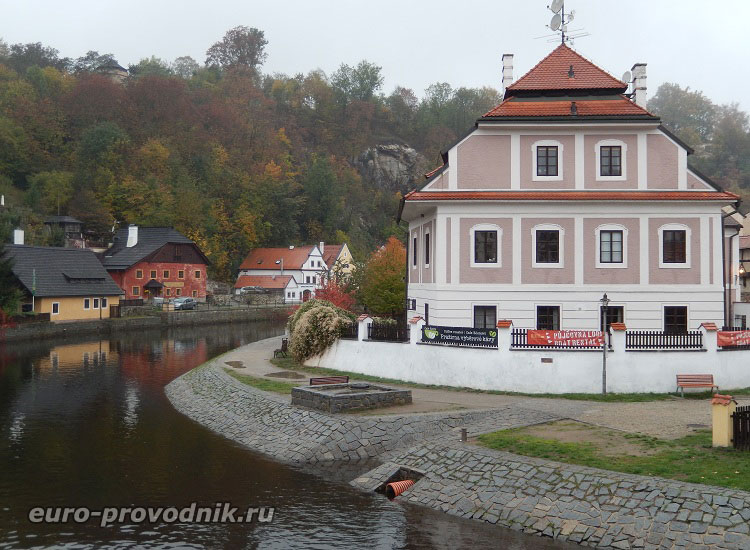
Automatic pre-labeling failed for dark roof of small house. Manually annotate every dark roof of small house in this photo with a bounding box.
[4,245,123,297]
[97,61,128,72]
[101,227,208,270]
[44,216,83,225]
[143,279,164,289]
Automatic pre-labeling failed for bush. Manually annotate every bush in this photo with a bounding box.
[287,299,355,362]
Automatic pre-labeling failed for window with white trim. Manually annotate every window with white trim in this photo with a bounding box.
[536,305,560,330]
[424,231,430,267]
[412,235,418,267]
[84,298,90,310]
[595,139,627,180]
[52,302,60,315]
[532,140,564,181]
[595,224,628,268]
[101,298,108,309]
[473,306,497,329]
[532,224,564,268]
[658,223,691,268]
[470,224,501,267]
[93,298,99,309]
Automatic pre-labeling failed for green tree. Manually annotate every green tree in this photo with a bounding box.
[331,60,384,104]
[27,171,74,214]
[0,247,23,315]
[359,236,406,316]
[128,56,173,78]
[648,83,716,147]
[73,51,117,73]
[205,26,268,73]
[171,56,199,79]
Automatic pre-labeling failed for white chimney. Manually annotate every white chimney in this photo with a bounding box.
[319,241,325,255]
[502,54,514,95]
[126,224,138,248]
[13,229,24,245]
[1,195,4,207]
[631,63,647,108]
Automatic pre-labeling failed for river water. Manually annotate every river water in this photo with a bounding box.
[0,322,577,549]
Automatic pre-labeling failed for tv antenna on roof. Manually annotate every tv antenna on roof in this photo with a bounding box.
[544,1,589,45]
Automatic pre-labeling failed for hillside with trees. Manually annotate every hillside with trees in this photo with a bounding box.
[0,28,748,281]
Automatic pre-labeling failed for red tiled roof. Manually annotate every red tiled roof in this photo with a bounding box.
[357,314,371,322]
[483,96,651,118]
[496,320,513,328]
[408,315,424,324]
[700,322,718,331]
[322,244,344,267]
[239,246,314,270]
[610,322,627,331]
[712,394,735,406]
[507,44,626,92]
[234,275,293,289]
[404,190,739,202]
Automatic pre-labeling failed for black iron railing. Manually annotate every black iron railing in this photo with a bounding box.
[367,322,409,342]
[339,322,359,340]
[732,405,750,451]
[625,330,703,350]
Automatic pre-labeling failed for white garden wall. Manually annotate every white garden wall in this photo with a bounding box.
[306,328,750,394]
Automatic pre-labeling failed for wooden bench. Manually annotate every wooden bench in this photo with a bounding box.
[309,376,349,386]
[676,374,718,397]
[273,338,288,358]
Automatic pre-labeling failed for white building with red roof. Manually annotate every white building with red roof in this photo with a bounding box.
[398,44,740,331]
[235,244,327,302]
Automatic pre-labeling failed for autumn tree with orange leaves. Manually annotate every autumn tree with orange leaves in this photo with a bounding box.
[359,237,406,316]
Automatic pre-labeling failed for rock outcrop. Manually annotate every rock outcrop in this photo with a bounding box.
[355,144,427,192]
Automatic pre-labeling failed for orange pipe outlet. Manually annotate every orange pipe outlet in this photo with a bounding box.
[385,479,415,499]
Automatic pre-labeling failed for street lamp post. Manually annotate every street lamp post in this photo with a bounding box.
[600,292,610,395]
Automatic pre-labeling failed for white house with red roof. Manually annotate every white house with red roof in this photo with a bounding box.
[398,44,740,332]
[235,244,327,302]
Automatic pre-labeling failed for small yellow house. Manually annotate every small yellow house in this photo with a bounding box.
[5,245,124,322]
[321,242,355,278]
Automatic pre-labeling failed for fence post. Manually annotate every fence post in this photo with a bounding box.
[409,315,425,345]
[610,322,627,351]
[357,314,372,342]
[700,322,718,352]
[496,320,513,351]
[712,394,736,447]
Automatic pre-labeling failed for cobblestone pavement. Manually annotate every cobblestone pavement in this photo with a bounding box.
[166,360,559,464]
[353,444,750,550]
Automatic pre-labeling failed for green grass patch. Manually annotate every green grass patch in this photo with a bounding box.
[478,427,750,491]
[270,357,750,402]
[224,368,293,395]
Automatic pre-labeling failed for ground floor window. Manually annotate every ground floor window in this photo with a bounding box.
[101,298,108,309]
[536,305,560,330]
[176,288,182,296]
[664,306,688,333]
[735,315,747,329]
[600,306,624,331]
[192,290,197,297]
[93,298,99,309]
[52,302,59,315]
[84,298,90,310]
[473,306,497,329]
[424,303,429,325]
[132,286,140,296]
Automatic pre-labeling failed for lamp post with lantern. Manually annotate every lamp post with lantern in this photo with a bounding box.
[600,292,610,395]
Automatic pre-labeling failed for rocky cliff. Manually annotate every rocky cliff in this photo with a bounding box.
[355,144,427,193]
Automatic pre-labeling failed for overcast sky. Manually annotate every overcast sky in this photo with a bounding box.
[3,0,749,111]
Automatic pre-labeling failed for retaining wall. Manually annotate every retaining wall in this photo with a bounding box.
[307,338,750,394]
[1,307,285,342]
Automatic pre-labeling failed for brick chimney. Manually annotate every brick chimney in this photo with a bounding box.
[502,54,514,95]
[631,63,647,108]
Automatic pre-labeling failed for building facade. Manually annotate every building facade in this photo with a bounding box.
[101,226,209,301]
[236,245,327,302]
[5,245,123,321]
[399,45,739,332]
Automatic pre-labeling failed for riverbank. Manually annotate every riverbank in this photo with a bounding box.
[165,337,750,549]
[0,306,287,342]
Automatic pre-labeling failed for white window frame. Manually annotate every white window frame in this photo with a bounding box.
[595,139,627,181]
[595,224,628,269]
[658,223,691,269]
[424,228,431,268]
[52,302,60,315]
[531,224,564,269]
[83,298,90,310]
[101,298,108,309]
[472,303,499,329]
[93,298,100,309]
[470,224,502,268]
[663,304,690,331]
[412,234,418,268]
[532,140,564,181]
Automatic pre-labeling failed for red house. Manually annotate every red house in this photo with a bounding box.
[101,225,209,301]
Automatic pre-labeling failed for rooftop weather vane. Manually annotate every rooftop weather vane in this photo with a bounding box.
[540,0,590,45]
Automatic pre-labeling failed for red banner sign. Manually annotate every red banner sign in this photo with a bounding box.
[717,331,750,347]
[527,330,604,347]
